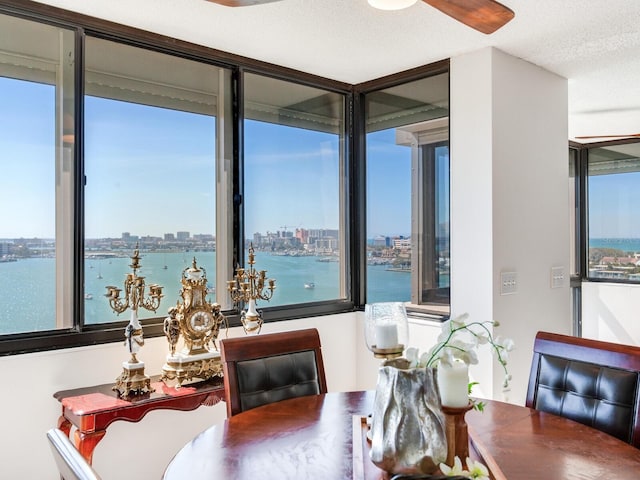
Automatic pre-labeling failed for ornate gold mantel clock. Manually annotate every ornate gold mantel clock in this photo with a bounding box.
[161,258,226,387]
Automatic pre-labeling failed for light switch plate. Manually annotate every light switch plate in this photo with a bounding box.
[500,271,517,295]
[551,266,565,288]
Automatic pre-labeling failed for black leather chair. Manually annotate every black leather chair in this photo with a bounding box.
[220,328,328,417]
[46,428,101,480]
[526,331,640,448]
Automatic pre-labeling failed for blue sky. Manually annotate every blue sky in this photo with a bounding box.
[0,77,56,238]
[588,172,640,238]
[1,75,411,239]
[84,96,217,238]
[3,74,638,240]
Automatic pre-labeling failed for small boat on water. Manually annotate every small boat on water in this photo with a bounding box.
[84,293,93,300]
[304,282,315,289]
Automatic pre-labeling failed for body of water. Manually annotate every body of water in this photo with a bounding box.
[1,251,418,334]
[589,238,640,253]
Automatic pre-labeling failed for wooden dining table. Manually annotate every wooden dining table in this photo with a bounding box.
[162,391,640,479]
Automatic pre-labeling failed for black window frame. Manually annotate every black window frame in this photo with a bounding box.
[354,61,451,316]
[0,0,450,356]
[570,137,640,337]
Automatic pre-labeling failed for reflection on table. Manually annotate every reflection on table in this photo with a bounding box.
[163,391,640,480]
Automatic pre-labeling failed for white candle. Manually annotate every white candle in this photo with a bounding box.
[376,323,398,349]
[437,359,469,408]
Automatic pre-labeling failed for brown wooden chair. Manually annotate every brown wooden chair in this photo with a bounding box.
[220,328,328,417]
[46,428,102,480]
[526,331,640,448]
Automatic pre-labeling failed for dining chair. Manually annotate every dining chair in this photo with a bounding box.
[46,428,102,480]
[526,331,640,448]
[220,328,328,417]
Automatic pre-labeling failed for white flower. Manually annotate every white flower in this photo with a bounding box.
[465,457,490,480]
[414,313,514,406]
[439,456,490,480]
[439,456,469,477]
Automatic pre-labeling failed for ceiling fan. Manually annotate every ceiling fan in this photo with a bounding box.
[206,0,515,34]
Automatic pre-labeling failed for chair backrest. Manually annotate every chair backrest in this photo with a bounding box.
[526,331,640,448]
[46,428,101,480]
[220,328,328,417]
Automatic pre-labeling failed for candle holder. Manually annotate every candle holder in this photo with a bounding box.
[364,302,409,360]
[441,403,474,466]
[105,244,163,397]
[227,244,276,334]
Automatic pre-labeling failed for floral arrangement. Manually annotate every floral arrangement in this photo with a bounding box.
[406,312,514,410]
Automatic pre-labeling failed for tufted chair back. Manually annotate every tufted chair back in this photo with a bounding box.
[526,331,640,448]
[220,328,327,417]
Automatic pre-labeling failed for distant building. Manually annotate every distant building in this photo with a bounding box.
[372,236,387,247]
[164,233,175,241]
[393,237,411,251]
[193,234,214,242]
[601,256,640,266]
[176,231,190,241]
[295,228,308,244]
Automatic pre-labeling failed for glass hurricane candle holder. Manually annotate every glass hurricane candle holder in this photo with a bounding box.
[364,302,409,360]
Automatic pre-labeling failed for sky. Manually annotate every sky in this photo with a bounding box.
[2,74,639,241]
[1,75,411,240]
[588,172,640,238]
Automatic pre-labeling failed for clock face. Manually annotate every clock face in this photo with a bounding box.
[187,309,214,335]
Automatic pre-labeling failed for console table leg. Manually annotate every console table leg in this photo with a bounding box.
[74,429,106,465]
[57,416,72,437]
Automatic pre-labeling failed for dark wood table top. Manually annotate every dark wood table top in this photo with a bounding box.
[162,391,640,480]
[466,399,640,480]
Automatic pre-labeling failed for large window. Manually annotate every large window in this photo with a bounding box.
[83,37,232,325]
[0,13,75,335]
[0,2,448,355]
[243,72,346,309]
[363,71,450,313]
[586,142,640,282]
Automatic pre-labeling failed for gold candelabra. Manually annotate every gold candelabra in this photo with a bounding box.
[105,244,163,396]
[227,244,276,334]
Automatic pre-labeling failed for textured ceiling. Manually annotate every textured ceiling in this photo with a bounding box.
[33,0,640,142]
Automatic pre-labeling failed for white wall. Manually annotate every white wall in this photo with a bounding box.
[582,282,640,345]
[0,313,358,480]
[450,48,572,404]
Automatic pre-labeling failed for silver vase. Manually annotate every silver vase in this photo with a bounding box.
[370,359,447,475]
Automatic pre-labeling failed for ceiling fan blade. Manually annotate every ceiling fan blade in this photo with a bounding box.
[205,0,282,6]
[575,134,640,139]
[423,0,514,34]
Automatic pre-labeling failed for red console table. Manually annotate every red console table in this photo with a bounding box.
[53,375,225,464]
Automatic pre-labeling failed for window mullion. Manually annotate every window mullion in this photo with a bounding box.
[55,28,76,330]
